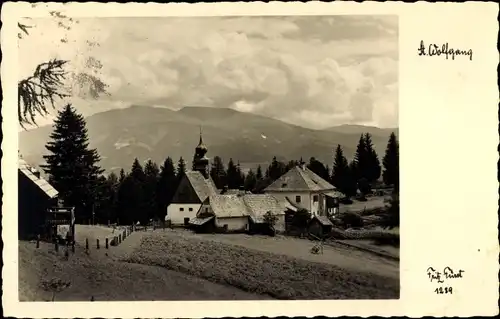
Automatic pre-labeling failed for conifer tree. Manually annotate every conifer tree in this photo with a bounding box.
[118,168,126,184]
[244,169,257,192]
[226,158,240,189]
[176,157,186,180]
[256,165,263,181]
[268,156,286,181]
[331,145,351,196]
[382,132,399,191]
[364,133,381,184]
[144,159,160,222]
[307,157,329,181]
[41,104,103,223]
[210,156,227,189]
[157,157,177,218]
[352,134,367,181]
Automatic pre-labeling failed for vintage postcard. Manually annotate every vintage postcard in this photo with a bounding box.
[2,1,498,318]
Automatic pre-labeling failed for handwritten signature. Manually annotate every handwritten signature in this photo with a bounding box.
[427,267,465,283]
[418,40,473,61]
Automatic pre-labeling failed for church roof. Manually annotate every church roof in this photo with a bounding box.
[264,165,336,192]
[185,171,218,202]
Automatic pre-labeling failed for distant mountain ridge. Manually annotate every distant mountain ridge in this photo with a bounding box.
[19,106,398,174]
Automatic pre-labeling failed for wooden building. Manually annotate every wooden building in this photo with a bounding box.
[18,158,59,240]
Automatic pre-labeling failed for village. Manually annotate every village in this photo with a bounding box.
[18,128,400,301]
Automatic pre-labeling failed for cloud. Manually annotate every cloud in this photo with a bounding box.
[19,15,398,128]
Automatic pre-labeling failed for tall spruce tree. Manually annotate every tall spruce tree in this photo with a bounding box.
[210,156,227,189]
[331,145,351,196]
[268,156,286,181]
[157,157,177,219]
[177,157,186,180]
[236,161,245,188]
[42,104,104,223]
[118,168,126,183]
[226,158,240,189]
[256,165,263,181]
[127,158,147,224]
[364,133,381,184]
[352,134,367,181]
[244,169,257,191]
[382,132,399,191]
[144,159,160,222]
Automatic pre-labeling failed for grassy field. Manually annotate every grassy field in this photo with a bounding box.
[18,235,269,301]
[125,230,400,299]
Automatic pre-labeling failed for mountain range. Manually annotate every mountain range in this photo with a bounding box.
[19,105,398,174]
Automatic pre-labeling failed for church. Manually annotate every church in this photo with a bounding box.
[165,132,219,226]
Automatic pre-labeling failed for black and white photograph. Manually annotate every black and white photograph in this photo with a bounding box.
[3,2,498,318]
[16,12,400,302]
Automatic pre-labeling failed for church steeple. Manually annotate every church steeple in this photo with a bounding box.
[193,127,209,178]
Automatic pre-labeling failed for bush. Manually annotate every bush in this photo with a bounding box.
[340,212,364,228]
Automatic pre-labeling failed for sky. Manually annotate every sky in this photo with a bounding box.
[18,15,398,129]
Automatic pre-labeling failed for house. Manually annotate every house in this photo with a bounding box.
[166,133,219,226]
[190,193,286,233]
[264,163,343,217]
[18,158,59,240]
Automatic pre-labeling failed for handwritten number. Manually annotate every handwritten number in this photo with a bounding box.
[434,287,453,294]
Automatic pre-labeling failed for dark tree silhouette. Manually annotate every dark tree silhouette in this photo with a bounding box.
[41,104,104,223]
[244,169,257,192]
[363,133,381,184]
[157,157,177,219]
[382,132,399,191]
[210,156,227,189]
[307,157,329,181]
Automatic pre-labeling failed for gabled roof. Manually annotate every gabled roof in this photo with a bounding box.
[264,166,336,192]
[242,194,286,223]
[207,195,249,218]
[205,194,285,221]
[185,171,218,202]
[18,158,58,198]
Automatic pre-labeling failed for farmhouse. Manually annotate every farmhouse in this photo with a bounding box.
[166,133,219,226]
[190,193,286,233]
[18,157,59,239]
[264,163,343,217]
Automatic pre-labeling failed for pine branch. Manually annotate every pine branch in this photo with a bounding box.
[18,59,70,127]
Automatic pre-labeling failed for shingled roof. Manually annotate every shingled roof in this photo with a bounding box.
[205,194,285,221]
[18,158,58,198]
[185,171,218,202]
[264,166,336,192]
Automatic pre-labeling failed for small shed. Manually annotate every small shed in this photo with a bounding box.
[308,215,334,239]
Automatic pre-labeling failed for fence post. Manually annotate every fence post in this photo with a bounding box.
[36,235,40,249]
[85,238,89,250]
[105,238,109,249]
[96,239,100,249]
[55,240,59,252]
[72,241,75,253]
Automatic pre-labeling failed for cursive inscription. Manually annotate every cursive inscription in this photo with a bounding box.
[418,40,473,61]
[427,267,465,283]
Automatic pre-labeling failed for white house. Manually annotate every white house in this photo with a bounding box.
[190,193,286,233]
[264,164,343,217]
[166,133,219,226]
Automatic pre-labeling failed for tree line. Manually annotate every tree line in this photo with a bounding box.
[41,104,399,225]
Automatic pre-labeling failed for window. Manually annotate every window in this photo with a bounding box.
[180,207,184,212]
[295,195,301,203]
[188,208,193,212]
[313,195,319,202]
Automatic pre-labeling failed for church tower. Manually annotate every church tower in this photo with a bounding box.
[192,127,209,179]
